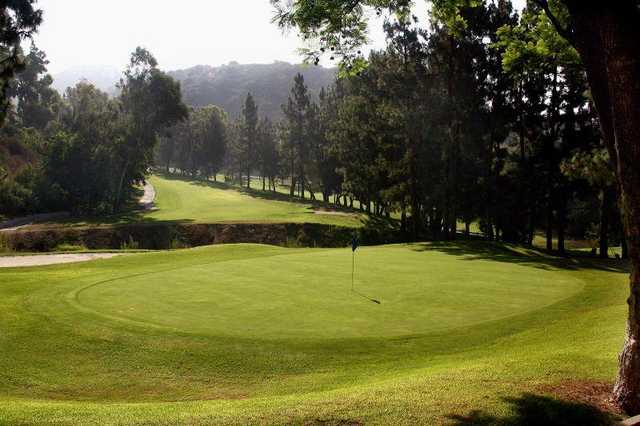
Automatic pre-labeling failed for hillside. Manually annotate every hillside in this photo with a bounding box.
[168,62,336,119]
[51,62,336,120]
[52,65,121,95]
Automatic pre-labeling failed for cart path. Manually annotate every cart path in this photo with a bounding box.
[139,181,156,210]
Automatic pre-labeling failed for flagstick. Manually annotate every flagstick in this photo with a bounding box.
[351,250,355,291]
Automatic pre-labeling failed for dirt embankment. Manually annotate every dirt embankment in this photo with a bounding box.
[0,222,357,253]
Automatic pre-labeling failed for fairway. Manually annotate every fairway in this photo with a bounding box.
[0,242,628,424]
[143,175,362,227]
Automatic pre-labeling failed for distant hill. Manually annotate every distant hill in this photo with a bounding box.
[52,65,121,95]
[168,62,336,120]
[51,62,337,120]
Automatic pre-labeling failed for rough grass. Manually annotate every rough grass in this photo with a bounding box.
[0,241,629,424]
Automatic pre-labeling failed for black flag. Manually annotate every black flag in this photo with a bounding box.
[351,235,359,252]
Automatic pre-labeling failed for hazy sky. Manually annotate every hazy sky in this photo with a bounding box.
[33,0,394,74]
[33,0,522,74]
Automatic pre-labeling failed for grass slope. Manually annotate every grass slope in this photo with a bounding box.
[144,175,362,227]
[0,241,628,424]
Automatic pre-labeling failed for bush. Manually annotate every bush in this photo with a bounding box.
[120,235,140,250]
[55,243,87,252]
[0,233,12,253]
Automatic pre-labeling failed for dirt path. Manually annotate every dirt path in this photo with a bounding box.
[139,182,156,210]
[313,209,356,217]
[0,253,124,268]
[0,211,70,232]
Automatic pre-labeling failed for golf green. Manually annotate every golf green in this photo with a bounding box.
[72,245,582,339]
[0,242,628,424]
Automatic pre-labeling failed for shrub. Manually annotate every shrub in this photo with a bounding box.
[55,243,87,252]
[120,235,140,250]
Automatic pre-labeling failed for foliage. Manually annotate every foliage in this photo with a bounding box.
[0,0,42,124]
[0,45,187,217]
[158,105,228,179]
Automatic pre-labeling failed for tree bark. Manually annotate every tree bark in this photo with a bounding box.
[559,1,640,413]
[289,177,296,197]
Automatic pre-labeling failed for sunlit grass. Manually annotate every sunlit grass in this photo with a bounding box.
[0,241,628,424]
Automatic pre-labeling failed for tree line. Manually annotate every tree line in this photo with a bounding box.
[0,45,187,216]
[274,0,640,412]
[157,2,624,259]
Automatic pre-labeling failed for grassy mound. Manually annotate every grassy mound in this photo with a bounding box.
[0,242,628,424]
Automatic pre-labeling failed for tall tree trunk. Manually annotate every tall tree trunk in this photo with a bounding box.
[409,144,420,241]
[113,158,130,214]
[289,177,296,197]
[548,68,560,253]
[557,1,640,413]
[557,198,566,256]
[546,202,553,251]
[290,149,295,196]
[600,187,613,259]
[622,233,629,260]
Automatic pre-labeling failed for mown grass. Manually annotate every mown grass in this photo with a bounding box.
[40,174,362,229]
[144,174,362,227]
[0,241,629,424]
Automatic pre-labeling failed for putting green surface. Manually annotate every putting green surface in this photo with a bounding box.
[74,246,581,339]
[143,175,362,227]
[0,242,628,424]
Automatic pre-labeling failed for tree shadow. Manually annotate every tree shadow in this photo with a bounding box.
[166,172,364,215]
[359,214,402,244]
[49,205,195,228]
[448,393,620,425]
[409,240,629,273]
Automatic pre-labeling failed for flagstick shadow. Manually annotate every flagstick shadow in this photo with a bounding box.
[352,288,381,304]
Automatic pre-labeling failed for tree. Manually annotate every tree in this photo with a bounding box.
[314,86,343,202]
[282,73,312,198]
[238,93,258,188]
[562,147,617,258]
[193,106,228,180]
[274,0,640,412]
[115,47,188,211]
[0,0,43,125]
[7,43,60,130]
[44,82,122,214]
[257,117,279,191]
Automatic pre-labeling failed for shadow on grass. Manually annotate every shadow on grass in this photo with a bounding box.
[448,393,619,425]
[56,208,196,228]
[409,240,629,273]
[161,172,363,215]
